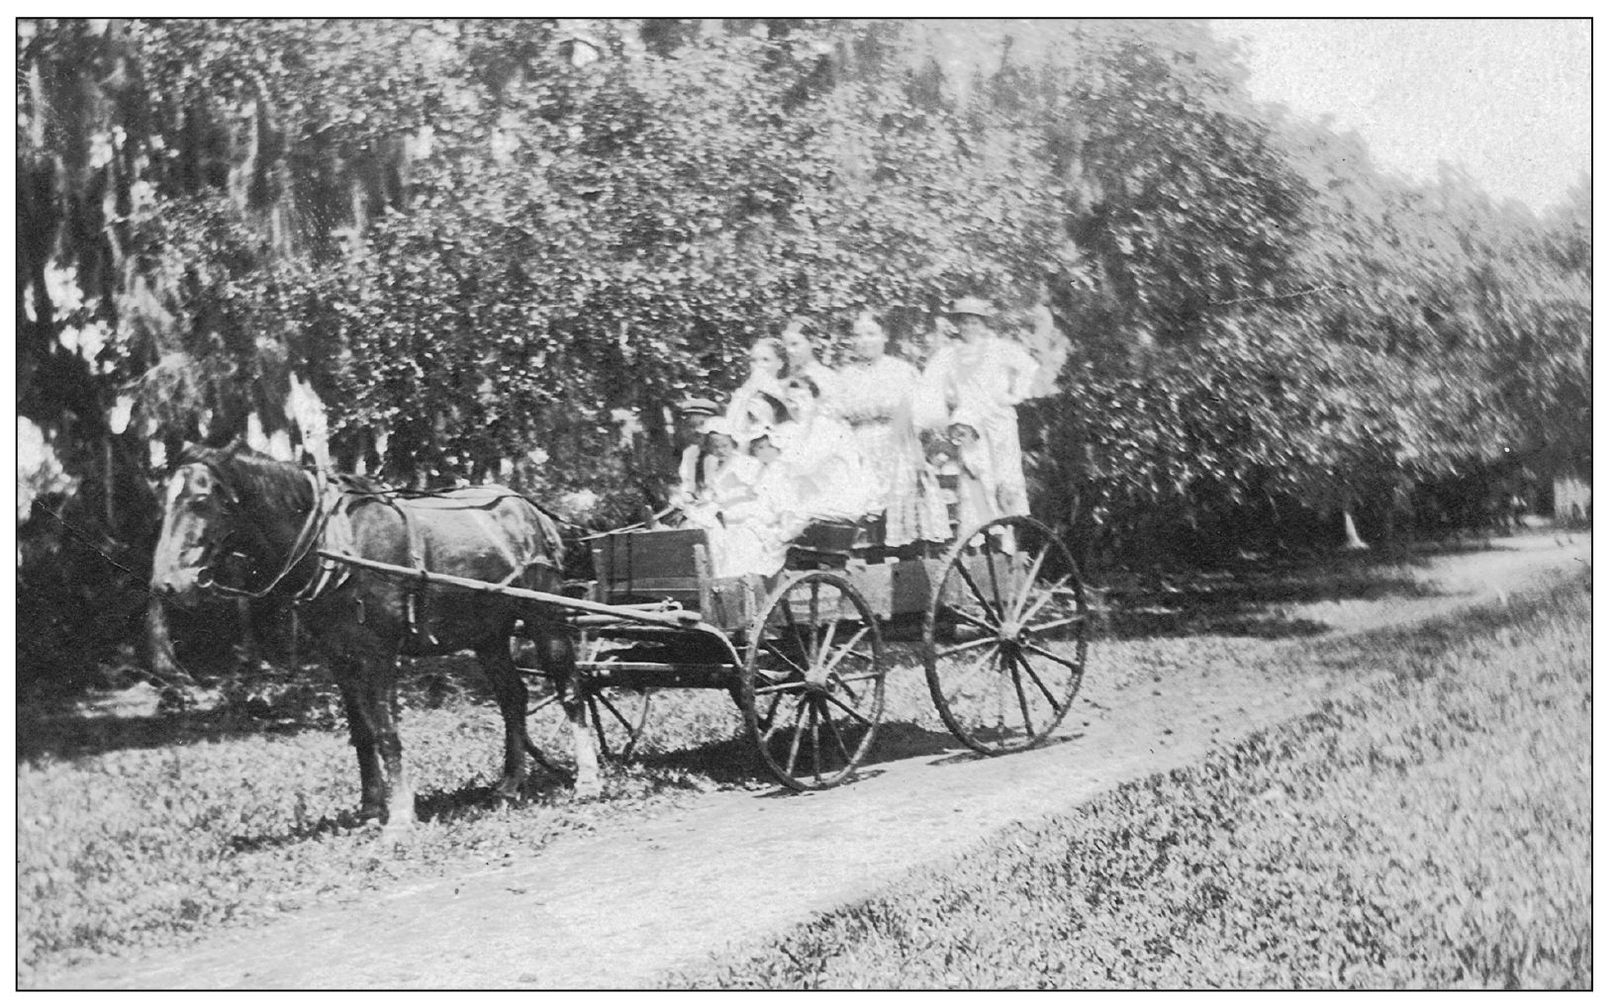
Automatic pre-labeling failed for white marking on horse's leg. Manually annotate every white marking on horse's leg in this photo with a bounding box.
[383,768,416,836]
[570,697,603,799]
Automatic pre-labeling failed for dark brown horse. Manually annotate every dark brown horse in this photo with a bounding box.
[150,443,598,836]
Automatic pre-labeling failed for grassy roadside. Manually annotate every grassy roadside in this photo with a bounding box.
[664,580,1593,989]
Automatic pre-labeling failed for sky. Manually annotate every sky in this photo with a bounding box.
[1208,18,1592,214]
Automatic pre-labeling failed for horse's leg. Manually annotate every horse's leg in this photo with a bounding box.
[360,652,415,834]
[535,621,600,799]
[332,660,385,822]
[341,643,413,840]
[475,636,530,800]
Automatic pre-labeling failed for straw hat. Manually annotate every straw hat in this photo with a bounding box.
[676,396,721,417]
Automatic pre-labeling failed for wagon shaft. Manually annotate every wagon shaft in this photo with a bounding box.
[315,549,703,628]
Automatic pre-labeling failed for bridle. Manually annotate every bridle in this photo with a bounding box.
[181,461,333,601]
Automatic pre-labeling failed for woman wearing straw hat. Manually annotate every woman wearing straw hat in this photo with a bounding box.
[924,297,1040,520]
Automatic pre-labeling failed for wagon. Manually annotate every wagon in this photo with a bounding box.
[323,513,1089,792]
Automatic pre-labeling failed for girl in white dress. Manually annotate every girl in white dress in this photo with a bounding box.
[710,427,797,578]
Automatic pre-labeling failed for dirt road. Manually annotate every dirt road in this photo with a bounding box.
[40,535,1590,989]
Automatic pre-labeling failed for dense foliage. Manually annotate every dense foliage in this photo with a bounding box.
[16,18,1591,677]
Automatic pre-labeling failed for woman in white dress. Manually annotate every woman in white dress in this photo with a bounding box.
[923,297,1039,520]
[775,375,870,537]
[835,311,951,547]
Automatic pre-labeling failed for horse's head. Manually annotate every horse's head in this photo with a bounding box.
[151,456,240,607]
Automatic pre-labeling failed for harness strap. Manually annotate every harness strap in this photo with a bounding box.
[292,478,355,605]
[400,501,439,645]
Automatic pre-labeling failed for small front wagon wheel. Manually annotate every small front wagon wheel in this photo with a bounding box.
[924,515,1088,755]
[521,634,653,760]
[740,572,885,791]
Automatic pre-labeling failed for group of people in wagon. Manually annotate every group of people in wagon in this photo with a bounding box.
[669,297,1040,578]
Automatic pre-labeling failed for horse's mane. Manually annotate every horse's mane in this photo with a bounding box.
[176,442,314,515]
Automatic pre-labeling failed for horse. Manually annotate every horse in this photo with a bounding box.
[150,442,600,836]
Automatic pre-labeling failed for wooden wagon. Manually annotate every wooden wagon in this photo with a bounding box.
[325,513,1089,792]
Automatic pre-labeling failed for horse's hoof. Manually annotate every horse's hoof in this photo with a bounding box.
[490,782,523,803]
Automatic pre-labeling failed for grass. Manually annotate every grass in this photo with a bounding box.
[15,677,752,983]
[14,546,1582,985]
[661,580,1592,989]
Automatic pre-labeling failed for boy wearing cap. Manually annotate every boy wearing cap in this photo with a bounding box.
[673,397,721,514]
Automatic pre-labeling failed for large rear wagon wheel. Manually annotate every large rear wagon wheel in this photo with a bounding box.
[924,515,1088,755]
[739,572,886,791]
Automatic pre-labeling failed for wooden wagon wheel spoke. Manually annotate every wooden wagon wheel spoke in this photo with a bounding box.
[1022,641,1086,673]
[821,690,875,729]
[925,516,1090,756]
[941,605,999,637]
[593,690,636,734]
[830,669,883,685]
[985,543,1006,614]
[525,691,561,717]
[1019,615,1084,636]
[588,689,647,759]
[830,645,875,663]
[1009,543,1051,618]
[783,699,809,778]
[936,633,1001,659]
[775,594,814,668]
[808,698,825,783]
[587,696,612,755]
[825,705,856,767]
[807,579,823,663]
[955,562,1005,626]
[1010,648,1066,714]
[759,689,786,736]
[1007,651,1036,741]
[760,639,805,677]
[821,623,871,676]
[814,591,851,674]
[1014,574,1074,629]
